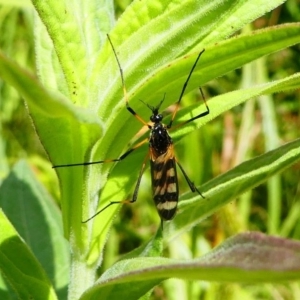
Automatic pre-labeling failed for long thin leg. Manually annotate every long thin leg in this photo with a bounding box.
[168,49,205,129]
[82,151,149,223]
[53,137,148,168]
[169,88,210,131]
[107,34,150,128]
[175,157,204,199]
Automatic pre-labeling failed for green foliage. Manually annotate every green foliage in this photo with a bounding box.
[0,0,300,299]
[0,209,58,300]
[81,232,300,299]
[0,161,68,299]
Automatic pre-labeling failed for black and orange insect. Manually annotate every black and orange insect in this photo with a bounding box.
[53,35,210,222]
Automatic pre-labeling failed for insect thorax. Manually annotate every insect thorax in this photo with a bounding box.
[149,123,173,155]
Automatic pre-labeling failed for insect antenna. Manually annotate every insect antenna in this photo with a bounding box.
[107,34,150,128]
[140,93,165,114]
[167,49,207,129]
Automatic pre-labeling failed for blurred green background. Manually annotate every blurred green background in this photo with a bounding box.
[0,1,300,299]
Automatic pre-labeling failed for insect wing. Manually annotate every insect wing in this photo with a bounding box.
[150,145,179,220]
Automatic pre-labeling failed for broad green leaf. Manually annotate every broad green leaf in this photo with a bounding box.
[0,160,69,299]
[0,50,102,255]
[167,137,300,239]
[0,210,58,300]
[33,0,115,103]
[80,232,300,300]
[0,0,31,6]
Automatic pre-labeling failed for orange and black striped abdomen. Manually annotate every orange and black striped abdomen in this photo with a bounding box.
[150,146,179,220]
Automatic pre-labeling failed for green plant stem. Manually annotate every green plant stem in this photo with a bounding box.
[69,256,97,300]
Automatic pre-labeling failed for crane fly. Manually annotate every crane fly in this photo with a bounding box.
[53,34,210,223]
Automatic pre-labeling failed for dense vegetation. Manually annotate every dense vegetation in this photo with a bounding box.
[0,0,300,299]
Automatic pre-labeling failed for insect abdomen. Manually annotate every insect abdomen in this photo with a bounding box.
[151,156,179,220]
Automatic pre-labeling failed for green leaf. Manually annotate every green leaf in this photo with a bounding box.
[0,49,102,248]
[0,160,69,299]
[32,0,115,104]
[168,137,300,238]
[0,211,58,300]
[0,0,31,7]
[80,232,300,300]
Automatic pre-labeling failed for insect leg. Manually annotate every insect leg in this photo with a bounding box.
[107,34,150,128]
[52,137,148,168]
[82,151,149,223]
[175,157,205,199]
[170,88,209,131]
[168,49,205,129]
